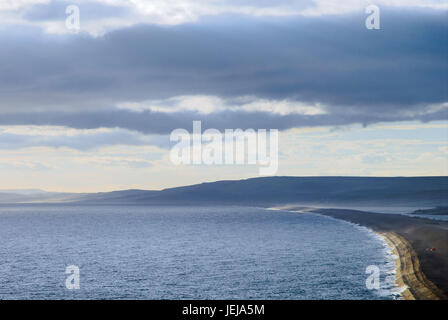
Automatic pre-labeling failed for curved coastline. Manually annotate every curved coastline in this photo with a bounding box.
[269,206,448,300]
[376,231,446,300]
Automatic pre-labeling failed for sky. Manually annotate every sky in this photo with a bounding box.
[0,0,447,192]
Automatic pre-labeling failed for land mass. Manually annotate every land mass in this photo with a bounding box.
[278,207,448,300]
[2,176,447,208]
[2,176,448,300]
[411,206,448,216]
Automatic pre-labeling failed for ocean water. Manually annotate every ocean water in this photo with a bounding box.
[0,205,398,300]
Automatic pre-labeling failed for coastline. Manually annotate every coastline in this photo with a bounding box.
[375,231,445,300]
[270,206,448,300]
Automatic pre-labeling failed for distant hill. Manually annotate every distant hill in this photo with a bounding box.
[0,190,80,204]
[2,177,447,207]
[72,176,448,207]
[411,206,448,216]
[0,189,52,195]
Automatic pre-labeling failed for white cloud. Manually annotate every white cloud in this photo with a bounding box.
[117,95,327,115]
[0,0,50,11]
[301,0,448,16]
[2,0,447,35]
[0,121,446,191]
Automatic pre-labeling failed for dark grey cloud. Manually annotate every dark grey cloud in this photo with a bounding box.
[0,8,446,132]
[0,106,446,135]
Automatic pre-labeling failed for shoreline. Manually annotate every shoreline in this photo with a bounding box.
[270,206,448,300]
[375,231,414,300]
[375,231,445,300]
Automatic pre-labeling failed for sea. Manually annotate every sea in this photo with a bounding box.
[0,205,401,299]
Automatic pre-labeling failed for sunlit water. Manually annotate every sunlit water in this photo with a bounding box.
[0,205,399,299]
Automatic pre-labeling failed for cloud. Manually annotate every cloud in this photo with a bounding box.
[0,126,170,149]
[0,121,446,191]
[116,95,326,115]
[0,8,446,134]
[0,103,447,135]
[1,3,447,190]
[2,0,447,35]
[0,159,52,171]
